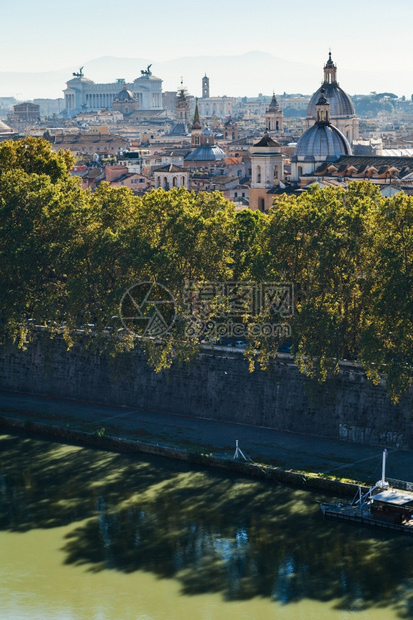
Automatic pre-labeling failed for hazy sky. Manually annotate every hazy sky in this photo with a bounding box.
[1,0,413,97]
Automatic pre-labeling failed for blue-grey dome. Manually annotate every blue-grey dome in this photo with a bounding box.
[185,145,226,162]
[307,83,355,119]
[114,87,136,102]
[293,123,351,161]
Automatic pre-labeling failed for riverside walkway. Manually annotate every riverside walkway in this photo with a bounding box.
[0,390,412,486]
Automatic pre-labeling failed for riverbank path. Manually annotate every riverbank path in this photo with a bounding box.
[0,390,412,485]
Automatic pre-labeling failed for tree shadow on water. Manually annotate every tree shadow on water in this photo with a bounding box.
[62,465,413,617]
[2,432,413,616]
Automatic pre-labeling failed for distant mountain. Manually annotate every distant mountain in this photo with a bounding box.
[0,51,410,102]
[0,52,318,101]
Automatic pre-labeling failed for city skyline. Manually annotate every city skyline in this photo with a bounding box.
[1,0,413,99]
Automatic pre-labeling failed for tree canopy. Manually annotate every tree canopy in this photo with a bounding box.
[0,138,412,402]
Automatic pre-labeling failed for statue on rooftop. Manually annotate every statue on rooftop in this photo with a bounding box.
[72,67,84,78]
[141,64,152,76]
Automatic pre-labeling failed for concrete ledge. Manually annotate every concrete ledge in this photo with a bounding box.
[0,415,363,498]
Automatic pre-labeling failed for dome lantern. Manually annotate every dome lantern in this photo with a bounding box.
[324,51,337,84]
[316,88,330,124]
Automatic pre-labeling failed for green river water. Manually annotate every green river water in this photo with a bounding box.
[1,432,413,619]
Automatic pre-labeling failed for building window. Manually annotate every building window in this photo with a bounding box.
[256,165,261,184]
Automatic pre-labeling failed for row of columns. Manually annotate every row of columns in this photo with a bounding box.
[155,176,187,189]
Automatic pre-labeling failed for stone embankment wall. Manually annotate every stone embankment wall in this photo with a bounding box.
[0,332,411,448]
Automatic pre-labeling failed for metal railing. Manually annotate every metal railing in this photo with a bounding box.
[387,478,413,492]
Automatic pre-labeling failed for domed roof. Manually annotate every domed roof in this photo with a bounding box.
[307,83,355,118]
[307,53,355,119]
[184,144,226,162]
[0,120,12,133]
[293,123,351,161]
[114,86,136,102]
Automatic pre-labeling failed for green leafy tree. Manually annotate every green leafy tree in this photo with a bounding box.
[360,192,413,401]
[0,169,86,344]
[0,137,74,183]
[232,209,266,280]
[250,183,381,380]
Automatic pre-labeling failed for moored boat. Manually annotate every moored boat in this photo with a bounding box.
[320,450,413,534]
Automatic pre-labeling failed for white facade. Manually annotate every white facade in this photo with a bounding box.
[197,96,235,119]
[64,70,163,117]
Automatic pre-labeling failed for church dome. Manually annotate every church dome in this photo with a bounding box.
[184,144,226,162]
[307,52,355,119]
[293,122,351,161]
[114,86,136,102]
[307,83,355,118]
[0,120,12,133]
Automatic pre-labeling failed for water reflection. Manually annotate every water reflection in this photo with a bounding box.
[1,433,413,617]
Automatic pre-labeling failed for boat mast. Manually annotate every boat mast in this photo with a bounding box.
[381,449,388,486]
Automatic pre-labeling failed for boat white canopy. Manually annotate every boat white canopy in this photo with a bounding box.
[372,490,413,506]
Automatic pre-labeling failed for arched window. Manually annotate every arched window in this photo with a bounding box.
[259,198,265,212]
[156,176,161,188]
[273,165,278,182]
[181,176,186,186]
[256,165,261,184]
[276,120,279,131]
[298,166,303,177]
[163,176,169,190]
[173,176,177,187]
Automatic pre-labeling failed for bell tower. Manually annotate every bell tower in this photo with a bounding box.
[191,99,202,146]
[202,74,210,98]
[265,93,283,133]
[249,134,285,212]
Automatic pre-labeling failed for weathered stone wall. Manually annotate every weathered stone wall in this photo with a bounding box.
[0,331,412,448]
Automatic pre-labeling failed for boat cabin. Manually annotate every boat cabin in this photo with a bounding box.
[370,489,413,524]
